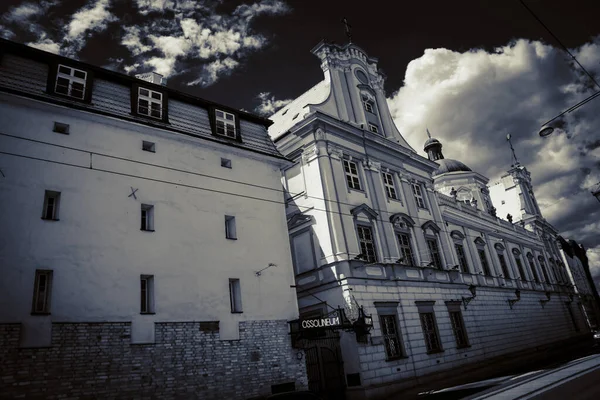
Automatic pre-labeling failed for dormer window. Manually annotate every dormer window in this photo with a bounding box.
[55,65,87,99]
[138,87,163,119]
[215,109,236,138]
[364,100,374,113]
[368,123,379,134]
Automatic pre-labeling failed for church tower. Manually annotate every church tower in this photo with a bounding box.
[488,135,542,223]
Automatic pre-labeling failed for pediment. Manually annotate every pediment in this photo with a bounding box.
[450,230,465,240]
[474,237,486,246]
[421,220,441,234]
[350,203,378,220]
[390,213,415,229]
[287,213,315,230]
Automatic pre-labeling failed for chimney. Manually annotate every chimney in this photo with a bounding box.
[135,72,167,86]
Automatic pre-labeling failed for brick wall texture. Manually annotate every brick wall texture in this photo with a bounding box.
[0,320,308,400]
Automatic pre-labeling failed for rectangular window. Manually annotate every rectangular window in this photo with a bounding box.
[455,244,469,273]
[229,278,242,313]
[528,259,540,283]
[42,190,61,220]
[380,314,403,359]
[53,122,70,135]
[368,123,379,134]
[397,233,414,266]
[357,225,377,263]
[382,172,397,199]
[221,158,232,168]
[32,270,53,314]
[515,257,526,280]
[498,253,511,278]
[138,87,163,119]
[419,312,442,353]
[363,100,374,113]
[478,249,491,275]
[141,204,154,231]
[343,159,361,190]
[412,183,426,209]
[449,310,469,348]
[142,141,156,152]
[55,64,87,99]
[140,275,155,314]
[426,238,442,270]
[215,109,236,138]
[225,215,237,240]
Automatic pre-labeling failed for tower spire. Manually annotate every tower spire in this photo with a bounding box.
[506,134,520,167]
[426,127,432,139]
[341,17,352,43]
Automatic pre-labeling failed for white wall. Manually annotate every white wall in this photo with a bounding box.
[0,94,299,342]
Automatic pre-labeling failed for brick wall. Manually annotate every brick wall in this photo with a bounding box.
[0,320,307,400]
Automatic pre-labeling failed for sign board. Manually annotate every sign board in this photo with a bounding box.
[299,311,342,331]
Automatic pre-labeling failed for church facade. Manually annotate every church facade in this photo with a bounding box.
[0,39,307,399]
[268,41,594,399]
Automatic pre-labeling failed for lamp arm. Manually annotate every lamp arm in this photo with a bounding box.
[541,91,600,127]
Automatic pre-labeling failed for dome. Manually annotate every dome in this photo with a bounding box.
[433,158,472,177]
[424,137,441,150]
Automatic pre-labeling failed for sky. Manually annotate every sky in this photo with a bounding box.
[1,0,599,287]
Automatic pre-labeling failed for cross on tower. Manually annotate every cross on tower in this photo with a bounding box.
[506,134,520,166]
[341,17,352,43]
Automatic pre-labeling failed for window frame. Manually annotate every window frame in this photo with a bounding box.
[140,275,155,314]
[426,237,443,270]
[412,182,426,209]
[208,107,242,142]
[382,171,398,200]
[47,63,93,103]
[527,253,540,283]
[130,82,169,123]
[229,278,243,313]
[454,243,470,273]
[363,98,374,114]
[42,190,61,221]
[356,224,377,263]
[538,255,551,283]
[374,302,406,361]
[31,269,53,315]
[225,215,237,240]
[477,248,492,276]
[141,204,155,232]
[416,301,443,354]
[142,140,156,153]
[343,158,362,191]
[497,252,511,279]
[368,123,380,134]
[446,302,470,348]
[396,232,415,266]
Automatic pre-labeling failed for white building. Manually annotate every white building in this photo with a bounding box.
[268,40,591,400]
[0,39,307,399]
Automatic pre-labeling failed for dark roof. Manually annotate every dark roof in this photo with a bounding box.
[424,137,441,149]
[0,38,286,161]
[432,158,473,177]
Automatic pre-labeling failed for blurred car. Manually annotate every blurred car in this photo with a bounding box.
[266,391,324,400]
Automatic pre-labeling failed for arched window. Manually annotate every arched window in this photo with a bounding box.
[494,243,511,279]
[391,213,416,266]
[512,248,527,281]
[474,237,491,276]
[538,255,551,283]
[422,221,443,270]
[526,252,540,283]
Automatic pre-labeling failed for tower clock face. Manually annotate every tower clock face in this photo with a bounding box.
[355,69,369,84]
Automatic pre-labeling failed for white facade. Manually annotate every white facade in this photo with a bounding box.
[0,40,307,400]
[268,41,590,399]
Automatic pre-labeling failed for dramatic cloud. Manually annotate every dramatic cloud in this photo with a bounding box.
[388,37,600,261]
[63,0,117,56]
[121,0,291,86]
[253,92,292,116]
[0,0,289,85]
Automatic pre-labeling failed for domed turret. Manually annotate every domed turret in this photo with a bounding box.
[423,129,473,176]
